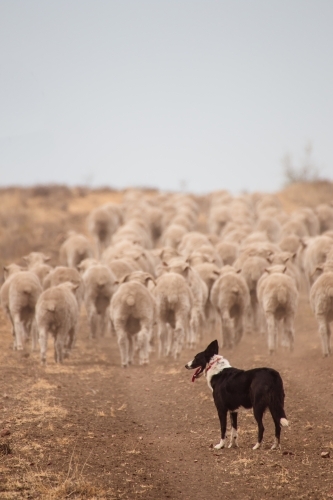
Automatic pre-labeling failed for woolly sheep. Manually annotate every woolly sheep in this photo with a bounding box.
[82,264,118,339]
[59,232,95,269]
[23,252,52,284]
[210,266,250,349]
[153,272,193,358]
[43,266,84,310]
[160,257,208,346]
[300,235,333,289]
[236,255,269,334]
[160,223,188,249]
[257,265,299,354]
[36,282,79,364]
[87,204,122,257]
[215,241,239,266]
[310,269,333,356]
[110,277,155,367]
[315,204,333,233]
[256,217,281,243]
[0,268,42,351]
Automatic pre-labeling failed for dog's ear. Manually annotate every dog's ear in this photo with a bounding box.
[205,340,219,359]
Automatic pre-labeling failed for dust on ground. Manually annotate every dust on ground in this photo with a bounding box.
[1,184,333,500]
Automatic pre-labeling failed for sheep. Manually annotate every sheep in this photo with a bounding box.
[208,205,231,235]
[36,282,79,364]
[160,257,208,346]
[310,268,333,356]
[186,245,223,267]
[103,257,141,281]
[178,232,212,255]
[270,251,302,290]
[153,272,193,358]
[257,265,299,354]
[279,234,302,254]
[23,252,50,267]
[215,241,239,266]
[151,247,179,267]
[110,275,155,367]
[87,203,122,256]
[101,240,155,274]
[160,223,188,249]
[22,252,52,284]
[300,235,333,289]
[256,217,281,243]
[59,232,95,269]
[236,255,269,334]
[0,268,42,351]
[280,219,309,239]
[112,219,153,249]
[315,204,333,233]
[82,264,118,339]
[210,266,250,349]
[294,207,320,236]
[43,266,84,310]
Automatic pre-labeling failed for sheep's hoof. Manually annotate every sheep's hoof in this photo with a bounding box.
[253,442,261,450]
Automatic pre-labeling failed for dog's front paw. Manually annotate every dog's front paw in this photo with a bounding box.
[214,439,225,450]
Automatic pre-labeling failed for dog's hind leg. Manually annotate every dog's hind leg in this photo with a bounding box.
[214,408,227,449]
[228,411,239,448]
[269,402,288,450]
[252,405,265,450]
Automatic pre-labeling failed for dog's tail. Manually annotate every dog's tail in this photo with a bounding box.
[268,371,288,427]
[280,417,289,427]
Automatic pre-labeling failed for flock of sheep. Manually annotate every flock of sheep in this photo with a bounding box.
[1,189,333,366]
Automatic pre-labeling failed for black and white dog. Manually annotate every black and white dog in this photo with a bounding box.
[185,340,288,450]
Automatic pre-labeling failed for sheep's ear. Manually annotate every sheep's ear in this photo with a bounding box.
[300,239,307,248]
[145,276,156,287]
[23,256,28,262]
[3,266,8,272]
[236,268,242,274]
[282,266,287,273]
[291,252,297,261]
[43,254,51,262]
[213,270,220,276]
[122,274,130,283]
[162,261,169,267]
[114,280,119,286]
[266,256,273,264]
[282,256,290,264]
[312,266,323,276]
[264,268,270,274]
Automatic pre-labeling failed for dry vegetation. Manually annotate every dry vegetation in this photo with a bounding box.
[1,182,333,500]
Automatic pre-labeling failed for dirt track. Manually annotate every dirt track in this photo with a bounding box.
[1,184,333,499]
[1,291,333,500]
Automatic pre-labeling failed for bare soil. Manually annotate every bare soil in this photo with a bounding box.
[1,184,333,499]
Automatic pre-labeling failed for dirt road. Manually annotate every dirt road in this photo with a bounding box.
[1,291,333,500]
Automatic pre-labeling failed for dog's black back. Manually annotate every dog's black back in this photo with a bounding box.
[211,366,285,415]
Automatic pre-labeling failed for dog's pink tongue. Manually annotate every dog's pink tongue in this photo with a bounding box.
[192,367,202,382]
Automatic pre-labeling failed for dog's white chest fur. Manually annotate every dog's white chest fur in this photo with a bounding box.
[205,355,231,391]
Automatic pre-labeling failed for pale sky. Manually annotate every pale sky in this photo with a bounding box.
[1,1,332,194]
